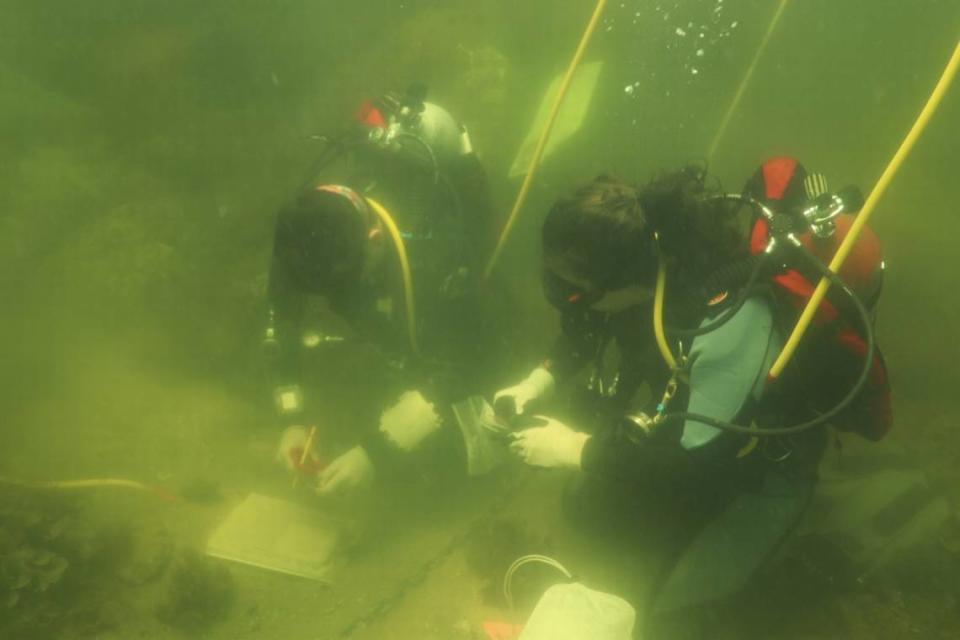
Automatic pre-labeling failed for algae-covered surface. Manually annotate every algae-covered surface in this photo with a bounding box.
[2,1,960,638]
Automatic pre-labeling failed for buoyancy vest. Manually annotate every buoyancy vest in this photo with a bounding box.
[746,157,892,441]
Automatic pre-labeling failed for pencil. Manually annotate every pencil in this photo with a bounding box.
[292,425,318,489]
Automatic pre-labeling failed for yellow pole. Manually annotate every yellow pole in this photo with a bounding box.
[769,39,960,380]
[366,197,420,356]
[484,0,608,281]
[707,0,790,162]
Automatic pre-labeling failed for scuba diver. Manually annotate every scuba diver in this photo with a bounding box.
[265,84,505,494]
[493,160,890,629]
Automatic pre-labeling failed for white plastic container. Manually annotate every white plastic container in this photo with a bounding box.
[518,582,636,640]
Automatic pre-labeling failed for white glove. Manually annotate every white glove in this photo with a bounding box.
[509,416,589,470]
[276,425,322,474]
[317,446,375,495]
[493,367,556,416]
[379,390,441,451]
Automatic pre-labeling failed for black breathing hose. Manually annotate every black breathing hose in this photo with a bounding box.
[393,132,441,185]
[668,251,774,338]
[296,135,369,192]
[660,241,875,437]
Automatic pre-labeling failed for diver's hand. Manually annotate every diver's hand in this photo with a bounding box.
[509,416,589,470]
[493,367,556,417]
[317,446,375,495]
[276,425,322,475]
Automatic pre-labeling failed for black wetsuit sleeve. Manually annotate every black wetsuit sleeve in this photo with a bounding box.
[578,297,777,487]
[358,399,468,481]
[447,153,496,273]
[581,430,696,488]
[359,429,403,477]
[266,256,307,424]
[543,310,605,383]
[580,424,751,489]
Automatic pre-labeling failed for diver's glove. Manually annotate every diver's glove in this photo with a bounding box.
[317,446,375,495]
[493,367,556,417]
[509,416,589,470]
[378,390,442,451]
[276,425,323,474]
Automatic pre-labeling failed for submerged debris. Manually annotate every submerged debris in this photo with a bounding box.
[178,478,225,505]
[157,550,235,632]
[0,487,116,636]
[118,525,173,586]
[464,517,554,609]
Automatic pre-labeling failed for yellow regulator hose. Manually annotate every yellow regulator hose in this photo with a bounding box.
[365,197,420,357]
[768,39,960,380]
[653,256,678,371]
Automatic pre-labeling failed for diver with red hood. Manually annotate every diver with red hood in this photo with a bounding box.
[265,85,507,494]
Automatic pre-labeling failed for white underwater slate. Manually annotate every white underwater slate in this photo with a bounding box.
[206,493,340,582]
[452,395,510,476]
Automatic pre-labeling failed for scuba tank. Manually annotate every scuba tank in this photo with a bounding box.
[744,157,892,441]
[653,157,890,441]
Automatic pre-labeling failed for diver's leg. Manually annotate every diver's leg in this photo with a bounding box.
[644,467,817,638]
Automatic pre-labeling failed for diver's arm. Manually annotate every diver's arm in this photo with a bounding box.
[266,256,308,424]
[320,390,463,493]
[578,297,777,484]
[542,310,606,384]
[495,310,606,418]
[360,390,441,471]
[447,153,497,269]
[580,429,696,486]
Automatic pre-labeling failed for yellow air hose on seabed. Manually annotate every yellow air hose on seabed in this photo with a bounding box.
[654,40,960,383]
[0,476,179,502]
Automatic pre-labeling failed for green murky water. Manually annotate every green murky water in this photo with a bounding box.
[1,1,959,638]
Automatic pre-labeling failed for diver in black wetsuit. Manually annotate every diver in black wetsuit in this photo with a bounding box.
[495,166,888,628]
[266,86,505,494]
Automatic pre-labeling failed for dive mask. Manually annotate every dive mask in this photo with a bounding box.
[541,268,607,312]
